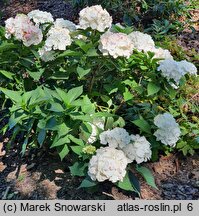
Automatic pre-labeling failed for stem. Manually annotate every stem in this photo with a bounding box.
[88,71,96,93]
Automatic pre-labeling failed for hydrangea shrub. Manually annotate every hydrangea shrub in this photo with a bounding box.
[0,5,198,194]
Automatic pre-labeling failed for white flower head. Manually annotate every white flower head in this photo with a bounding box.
[38,47,56,62]
[152,47,173,61]
[128,31,155,52]
[158,59,197,86]
[157,59,185,85]
[154,113,181,147]
[99,31,134,58]
[88,147,128,183]
[44,27,72,51]
[179,60,197,75]
[100,127,131,149]
[122,134,152,164]
[54,18,77,32]
[5,17,15,39]
[79,5,112,32]
[5,14,43,46]
[28,10,54,25]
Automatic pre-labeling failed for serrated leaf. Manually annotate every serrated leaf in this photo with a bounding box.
[71,146,83,156]
[68,134,84,146]
[0,70,14,80]
[0,88,22,103]
[58,50,82,57]
[51,135,70,148]
[81,95,95,114]
[78,176,97,189]
[77,66,91,79]
[37,129,46,146]
[116,173,135,192]
[123,88,133,101]
[132,118,151,134]
[58,144,69,161]
[49,103,64,112]
[69,162,88,177]
[147,82,160,96]
[129,171,141,195]
[66,86,83,104]
[136,165,158,189]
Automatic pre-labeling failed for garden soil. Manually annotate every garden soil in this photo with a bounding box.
[0,0,199,200]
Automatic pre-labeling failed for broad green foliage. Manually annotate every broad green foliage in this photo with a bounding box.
[0,6,198,197]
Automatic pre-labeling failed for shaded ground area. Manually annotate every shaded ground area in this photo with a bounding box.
[1,136,199,200]
[0,0,75,25]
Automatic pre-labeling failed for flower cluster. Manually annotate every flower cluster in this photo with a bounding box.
[54,18,77,32]
[79,5,112,32]
[88,147,128,183]
[88,127,152,181]
[100,127,131,149]
[128,31,173,60]
[128,31,155,53]
[99,128,152,163]
[28,10,54,25]
[99,31,134,58]
[5,14,43,46]
[154,113,181,147]
[123,135,152,164]
[158,59,197,86]
[44,27,72,51]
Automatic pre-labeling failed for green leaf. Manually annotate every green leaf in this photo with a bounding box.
[128,171,141,195]
[136,165,158,189]
[27,69,44,81]
[69,162,88,177]
[116,173,135,192]
[123,88,133,101]
[77,66,91,79]
[56,86,83,106]
[37,129,46,146]
[78,176,97,189]
[66,86,83,104]
[81,95,95,114]
[58,50,82,57]
[51,135,70,148]
[0,70,14,80]
[49,103,64,112]
[0,88,22,103]
[58,144,69,161]
[147,82,160,96]
[71,146,83,156]
[55,88,69,105]
[68,134,84,146]
[132,118,151,134]
[86,48,98,57]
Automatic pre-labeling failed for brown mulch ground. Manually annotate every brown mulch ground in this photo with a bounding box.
[1,140,199,200]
